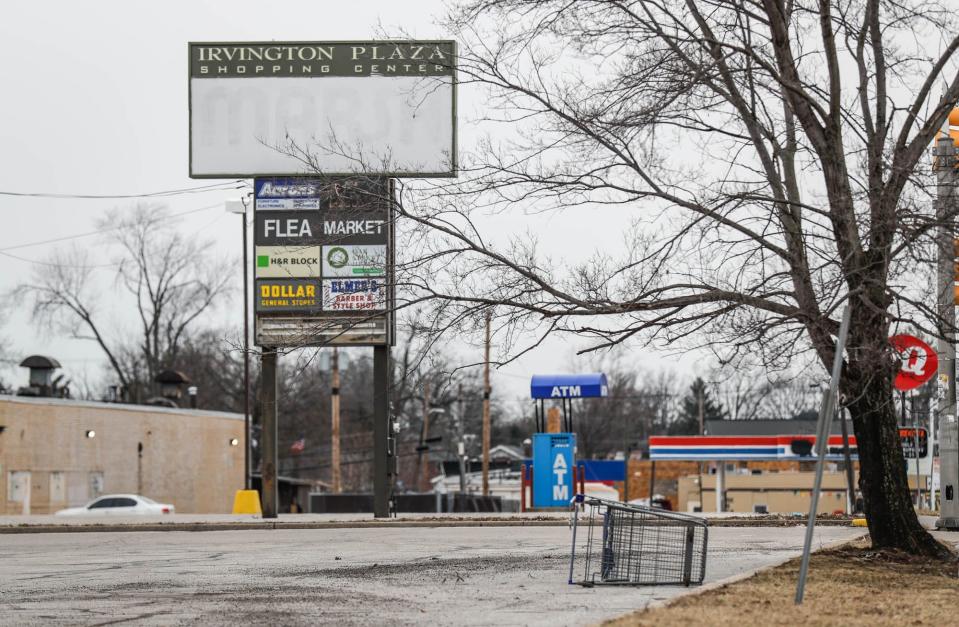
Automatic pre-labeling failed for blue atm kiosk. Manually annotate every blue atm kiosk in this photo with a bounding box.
[528,373,606,509]
[532,432,576,508]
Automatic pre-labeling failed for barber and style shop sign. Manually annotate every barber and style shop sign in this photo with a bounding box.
[253,177,392,321]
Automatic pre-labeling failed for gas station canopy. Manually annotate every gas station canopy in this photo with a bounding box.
[530,373,608,399]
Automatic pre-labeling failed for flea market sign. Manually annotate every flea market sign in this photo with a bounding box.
[253,177,394,346]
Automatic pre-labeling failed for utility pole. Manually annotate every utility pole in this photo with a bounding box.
[331,347,341,494]
[458,382,466,496]
[935,118,959,529]
[419,380,431,492]
[482,311,492,497]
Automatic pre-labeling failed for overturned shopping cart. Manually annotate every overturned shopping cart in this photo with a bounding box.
[568,495,708,586]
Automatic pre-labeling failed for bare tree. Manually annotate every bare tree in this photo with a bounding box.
[373,0,958,556]
[711,370,768,421]
[18,204,232,402]
[710,365,820,420]
[762,379,821,420]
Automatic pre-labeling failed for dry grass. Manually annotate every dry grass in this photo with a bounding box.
[607,539,959,626]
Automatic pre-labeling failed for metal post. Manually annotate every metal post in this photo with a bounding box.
[715,462,725,513]
[331,347,341,494]
[900,391,910,502]
[697,385,705,511]
[242,210,251,491]
[796,304,851,604]
[913,394,921,507]
[930,386,938,510]
[482,311,491,497]
[520,464,527,512]
[936,130,958,526]
[648,460,656,505]
[623,410,630,502]
[373,345,391,518]
[260,348,278,519]
[458,441,467,497]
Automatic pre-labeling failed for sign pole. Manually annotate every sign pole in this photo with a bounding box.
[260,348,278,518]
[796,304,851,604]
[900,391,913,504]
[914,394,922,506]
[715,462,725,513]
[648,460,656,504]
[373,344,391,518]
[331,347,341,494]
[242,203,251,491]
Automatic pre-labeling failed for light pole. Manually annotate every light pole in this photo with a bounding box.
[226,197,251,490]
[935,110,959,530]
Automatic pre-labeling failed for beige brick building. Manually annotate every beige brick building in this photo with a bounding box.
[677,470,928,514]
[0,395,244,515]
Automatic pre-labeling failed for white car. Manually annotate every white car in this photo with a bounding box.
[54,494,175,516]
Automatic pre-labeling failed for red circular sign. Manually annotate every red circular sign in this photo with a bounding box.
[890,334,938,391]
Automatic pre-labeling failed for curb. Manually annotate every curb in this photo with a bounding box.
[619,530,869,617]
[0,517,859,534]
[0,520,566,534]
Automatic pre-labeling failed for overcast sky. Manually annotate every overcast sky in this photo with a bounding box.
[0,0,701,406]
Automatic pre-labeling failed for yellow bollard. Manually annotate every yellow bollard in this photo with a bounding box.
[232,489,262,515]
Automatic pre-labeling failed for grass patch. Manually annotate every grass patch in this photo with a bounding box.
[607,539,958,626]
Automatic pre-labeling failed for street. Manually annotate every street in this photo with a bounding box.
[0,525,862,625]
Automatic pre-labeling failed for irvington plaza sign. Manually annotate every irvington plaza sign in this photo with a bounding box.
[192,42,454,76]
[188,41,457,178]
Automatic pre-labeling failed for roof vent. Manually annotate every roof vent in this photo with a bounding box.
[154,370,191,405]
[17,355,69,398]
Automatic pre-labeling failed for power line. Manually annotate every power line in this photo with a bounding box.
[0,250,119,269]
[0,181,247,200]
[0,202,223,253]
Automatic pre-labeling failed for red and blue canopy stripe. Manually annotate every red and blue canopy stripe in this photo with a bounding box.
[649,435,858,461]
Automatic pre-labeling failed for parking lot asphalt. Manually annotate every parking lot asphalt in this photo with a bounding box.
[0,524,863,625]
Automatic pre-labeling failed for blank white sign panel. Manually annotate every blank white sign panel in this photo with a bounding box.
[191,76,454,177]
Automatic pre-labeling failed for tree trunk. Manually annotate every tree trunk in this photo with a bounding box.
[844,361,950,558]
